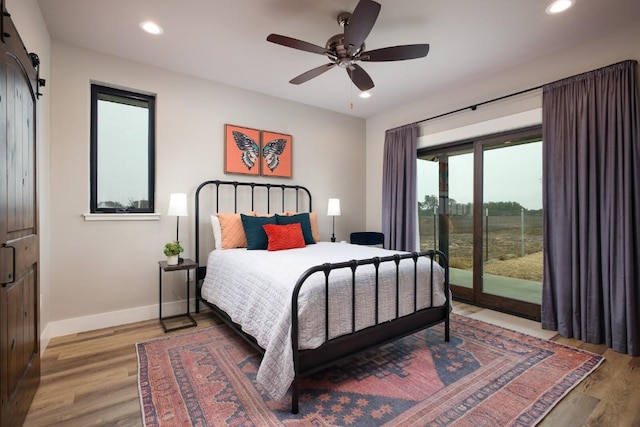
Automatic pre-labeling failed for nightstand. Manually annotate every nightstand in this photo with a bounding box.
[158,258,198,332]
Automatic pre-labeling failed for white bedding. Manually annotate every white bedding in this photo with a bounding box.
[200,241,447,400]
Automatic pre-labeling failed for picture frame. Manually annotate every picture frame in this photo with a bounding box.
[260,130,292,178]
[224,124,261,176]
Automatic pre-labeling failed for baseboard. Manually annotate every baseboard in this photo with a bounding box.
[41,323,51,355]
[40,299,198,353]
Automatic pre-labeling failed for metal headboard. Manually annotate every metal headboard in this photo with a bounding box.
[194,180,313,280]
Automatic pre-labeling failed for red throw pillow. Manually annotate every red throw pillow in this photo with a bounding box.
[262,223,306,251]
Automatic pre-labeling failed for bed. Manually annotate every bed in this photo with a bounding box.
[194,180,450,413]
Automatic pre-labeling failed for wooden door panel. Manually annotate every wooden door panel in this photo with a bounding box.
[7,271,36,392]
[6,59,35,234]
[0,270,38,427]
[5,278,24,395]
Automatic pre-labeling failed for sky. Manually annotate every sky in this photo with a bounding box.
[97,99,149,206]
[417,141,543,211]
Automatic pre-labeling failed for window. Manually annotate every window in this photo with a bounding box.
[90,84,155,213]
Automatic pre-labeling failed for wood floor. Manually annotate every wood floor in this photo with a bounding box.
[24,307,640,427]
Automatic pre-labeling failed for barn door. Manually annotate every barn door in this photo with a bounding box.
[0,4,41,426]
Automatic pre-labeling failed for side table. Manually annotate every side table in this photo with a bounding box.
[158,258,198,332]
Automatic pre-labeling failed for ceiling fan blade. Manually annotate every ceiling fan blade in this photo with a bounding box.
[347,64,374,91]
[360,44,430,62]
[344,0,381,54]
[289,63,336,85]
[267,34,330,55]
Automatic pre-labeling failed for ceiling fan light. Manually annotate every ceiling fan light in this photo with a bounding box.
[546,0,575,15]
[139,21,164,35]
[267,0,428,90]
[359,91,371,98]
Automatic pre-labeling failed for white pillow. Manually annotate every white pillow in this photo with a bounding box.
[210,214,223,250]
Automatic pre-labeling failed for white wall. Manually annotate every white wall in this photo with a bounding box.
[16,3,640,342]
[46,42,365,336]
[364,23,640,232]
[5,0,52,345]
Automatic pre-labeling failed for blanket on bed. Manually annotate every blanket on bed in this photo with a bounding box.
[200,242,447,400]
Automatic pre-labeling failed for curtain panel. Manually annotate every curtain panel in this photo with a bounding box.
[542,60,640,356]
[382,123,418,251]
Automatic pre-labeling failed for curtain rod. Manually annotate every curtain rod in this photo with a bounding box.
[416,84,543,125]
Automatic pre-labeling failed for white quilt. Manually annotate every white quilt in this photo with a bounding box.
[200,242,446,400]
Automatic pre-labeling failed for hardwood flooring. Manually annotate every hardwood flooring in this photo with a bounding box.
[24,307,640,427]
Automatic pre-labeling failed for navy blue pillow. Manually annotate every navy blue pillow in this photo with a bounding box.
[241,214,277,250]
[275,213,315,245]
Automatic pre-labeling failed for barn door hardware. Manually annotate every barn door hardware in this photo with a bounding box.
[29,52,46,98]
[1,243,16,286]
[1,0,9,42]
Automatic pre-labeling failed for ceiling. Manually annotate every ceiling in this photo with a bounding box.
[37,0,640,119]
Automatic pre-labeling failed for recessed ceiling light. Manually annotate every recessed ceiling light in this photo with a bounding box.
[359,91,371,99]
[546,0,575,15]
[139,21,164,35]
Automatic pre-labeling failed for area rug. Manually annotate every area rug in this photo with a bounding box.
[136,313,603,426]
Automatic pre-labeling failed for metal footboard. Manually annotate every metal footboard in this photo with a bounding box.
[288,250,450,413]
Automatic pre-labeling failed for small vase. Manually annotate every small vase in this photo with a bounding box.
[166,255,179,266]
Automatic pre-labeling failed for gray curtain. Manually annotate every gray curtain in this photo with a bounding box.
[382,123,418,251]
[542,60,640,356]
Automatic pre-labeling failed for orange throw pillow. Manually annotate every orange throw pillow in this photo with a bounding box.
[285,211,320,242]
[308,211,320,242]
[216,213,247,249]
[262,223,306,251]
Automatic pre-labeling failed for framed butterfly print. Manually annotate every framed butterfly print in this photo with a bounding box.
[224,124,261,176]
[260,130,292,178]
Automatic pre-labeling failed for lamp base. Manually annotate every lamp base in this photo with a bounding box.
[331,235,336,243]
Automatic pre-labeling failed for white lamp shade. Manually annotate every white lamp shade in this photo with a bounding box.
[167,193,188,216]
[327,198,341,216]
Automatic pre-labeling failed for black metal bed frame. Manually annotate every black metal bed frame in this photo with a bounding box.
[194,180,450,414]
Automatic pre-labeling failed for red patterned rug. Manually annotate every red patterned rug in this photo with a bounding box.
[136,313,602,426]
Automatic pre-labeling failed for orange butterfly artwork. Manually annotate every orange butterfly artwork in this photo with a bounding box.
[224,124,261,176]
[260,130,292,178]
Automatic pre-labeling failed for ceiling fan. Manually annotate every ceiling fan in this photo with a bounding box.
[266,0,430,92]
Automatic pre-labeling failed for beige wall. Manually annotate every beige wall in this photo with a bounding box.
[364,23,640,232]
[6,0,52,340]
[46,42,365,333]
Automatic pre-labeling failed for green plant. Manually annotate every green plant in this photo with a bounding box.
[163,241,184,256]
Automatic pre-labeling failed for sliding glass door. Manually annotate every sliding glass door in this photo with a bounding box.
[418,149,474,297]
[417,126,543,319]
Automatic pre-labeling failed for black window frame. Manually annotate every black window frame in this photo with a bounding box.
[90,84,156,213]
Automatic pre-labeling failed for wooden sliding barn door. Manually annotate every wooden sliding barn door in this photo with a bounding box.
[0,4,41,427]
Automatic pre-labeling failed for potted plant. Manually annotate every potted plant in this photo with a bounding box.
[163,241,184,265]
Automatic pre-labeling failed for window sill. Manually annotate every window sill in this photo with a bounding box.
[83,213,161,221]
